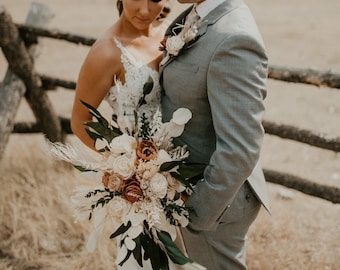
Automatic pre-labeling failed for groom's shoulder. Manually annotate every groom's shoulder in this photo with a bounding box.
[212,4,262,39]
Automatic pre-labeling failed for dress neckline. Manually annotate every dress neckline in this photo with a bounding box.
[113,37,159,74]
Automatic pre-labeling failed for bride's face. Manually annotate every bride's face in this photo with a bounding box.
[122,0,166,29]
[177,0,205,3]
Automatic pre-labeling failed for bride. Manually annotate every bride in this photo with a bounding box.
[71,0,169,151]
[69,0,205,269]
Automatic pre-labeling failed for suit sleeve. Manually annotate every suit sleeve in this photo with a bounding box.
[186,33,268,231]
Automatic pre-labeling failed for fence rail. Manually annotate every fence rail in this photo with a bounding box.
[1,6,339,204]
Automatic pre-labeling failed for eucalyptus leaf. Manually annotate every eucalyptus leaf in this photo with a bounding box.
[160,160,182,172]
[110,221,132,239]
[157,231,193,265]
[84,122,108,136]
[119,250,133,267]
[140,233,169,270]
[73,165,95,172]
[85,128,103,141]
[168,162,206,186]
[80,100,103,120]
[133,235,143,267]
[81,99,122,142]
[143,76,154,96]
[138,76,154,107]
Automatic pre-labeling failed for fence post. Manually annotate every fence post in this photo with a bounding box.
[0,3,61,160]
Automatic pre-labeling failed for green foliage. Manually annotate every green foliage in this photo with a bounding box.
[157,231,193,265]
[160,161,206,188]
[137,76,154,107]
[73,165,96,172]
[110,221,132,239]
[81,100,122,143]
[139,113,151,139]
[161,198,193,226]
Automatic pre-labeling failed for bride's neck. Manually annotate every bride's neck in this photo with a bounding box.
[116,16,154,39]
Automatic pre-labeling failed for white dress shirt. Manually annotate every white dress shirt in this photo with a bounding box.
[196,0,225,19]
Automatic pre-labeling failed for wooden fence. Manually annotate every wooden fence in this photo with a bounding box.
[0,5,339,204]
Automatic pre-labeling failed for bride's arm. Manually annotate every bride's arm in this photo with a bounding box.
[71,37,121,151]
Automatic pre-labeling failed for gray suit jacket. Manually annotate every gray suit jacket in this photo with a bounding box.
[160,0,270,232]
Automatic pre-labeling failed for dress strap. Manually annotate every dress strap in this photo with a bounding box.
[113,37,140,70]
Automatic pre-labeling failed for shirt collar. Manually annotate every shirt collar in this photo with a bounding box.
[196,0,225,19]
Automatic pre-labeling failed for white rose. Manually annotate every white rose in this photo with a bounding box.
[111,154,135,179]
[166,35,185,56]
[108,197,130,218]
[109,134,136,156]
[149,173,168,198]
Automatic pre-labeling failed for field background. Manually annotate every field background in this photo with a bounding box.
[0,0,339,269]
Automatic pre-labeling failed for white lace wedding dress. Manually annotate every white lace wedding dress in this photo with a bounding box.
[105,38,161,135]
[104,38,204,270]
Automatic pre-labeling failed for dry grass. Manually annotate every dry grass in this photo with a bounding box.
[1,136,339,270]
[0,136,117,270]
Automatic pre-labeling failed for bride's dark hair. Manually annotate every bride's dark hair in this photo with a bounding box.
[116,0,171,20]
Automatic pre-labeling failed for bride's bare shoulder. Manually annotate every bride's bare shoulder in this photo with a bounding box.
[87,28,121,64]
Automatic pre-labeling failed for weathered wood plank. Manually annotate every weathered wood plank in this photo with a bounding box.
[268,65,340,89]
[264,169,340,204]
[0,4,62,159]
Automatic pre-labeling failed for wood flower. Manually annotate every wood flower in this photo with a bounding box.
[122,176,143,203]
[136,139,158,161]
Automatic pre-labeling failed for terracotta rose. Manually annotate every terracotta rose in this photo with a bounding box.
[122,176,143,203]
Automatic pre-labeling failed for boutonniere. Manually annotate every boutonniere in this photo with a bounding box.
[160,18,202,66]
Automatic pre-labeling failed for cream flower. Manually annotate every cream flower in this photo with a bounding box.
[107,197,131,219]
[109,133,136,156]
[166,35,185,56]
[149,173,168,198]
[110,154,135,179]
[102,172,124,192]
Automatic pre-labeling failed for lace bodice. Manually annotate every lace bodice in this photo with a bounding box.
[105,38,161,132]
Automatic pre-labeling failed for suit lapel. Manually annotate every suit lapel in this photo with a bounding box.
[160,0,243,70]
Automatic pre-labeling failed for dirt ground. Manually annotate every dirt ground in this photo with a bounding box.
[0,0,339,269]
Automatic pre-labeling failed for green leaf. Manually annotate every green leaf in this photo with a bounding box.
[140,233,169,270]
[133,235,143,267]
[137,76,154,107]
[84,122,108,134]
[143,76,154,96]
[157,231,193,265]
[119,250,133,267]
[80,100,122,142]
[81,100,104,120]
[85,127,103,141]
[175,163,206,185]
[160,161,182,172]
[73,165,95,172]
[110,221,132,239]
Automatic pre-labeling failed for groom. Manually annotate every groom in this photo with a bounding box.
[160,0,270,269]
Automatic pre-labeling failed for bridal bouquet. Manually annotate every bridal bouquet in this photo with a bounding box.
[50,77,205,269]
